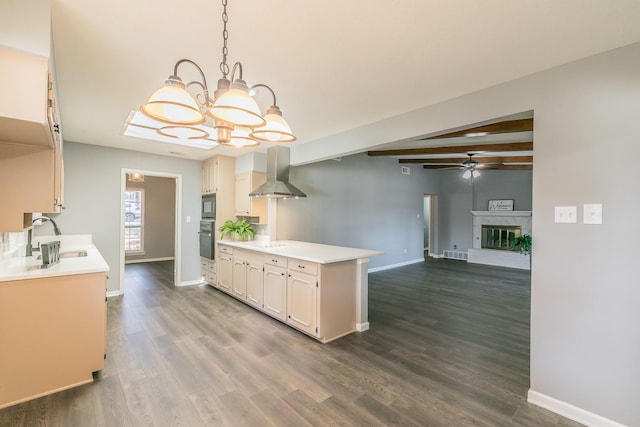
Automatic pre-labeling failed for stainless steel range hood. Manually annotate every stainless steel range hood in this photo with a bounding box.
[249,146,307,198]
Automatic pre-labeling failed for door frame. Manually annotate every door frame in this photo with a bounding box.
[118,168,182,293]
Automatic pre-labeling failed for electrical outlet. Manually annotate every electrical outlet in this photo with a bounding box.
[401,166,410,175]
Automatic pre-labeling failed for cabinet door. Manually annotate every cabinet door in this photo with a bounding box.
[263,264,287,321]
[287,271,318,336]
[218,254,233,294]
[232,257,247,300]
[235,172,251,215]
[246,261,264,309]
[202,158,217,194]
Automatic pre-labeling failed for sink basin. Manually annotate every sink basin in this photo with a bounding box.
[60,250,88,258]
[36,250,88,260]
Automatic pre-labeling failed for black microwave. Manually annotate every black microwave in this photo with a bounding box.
[201,194,216,219]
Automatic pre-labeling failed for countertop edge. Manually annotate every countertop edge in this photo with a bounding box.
[218,240,383,264]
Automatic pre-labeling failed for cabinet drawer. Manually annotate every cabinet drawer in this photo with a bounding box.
[288,259,318,276]
[264,254,288,268]
[219,245,233,255]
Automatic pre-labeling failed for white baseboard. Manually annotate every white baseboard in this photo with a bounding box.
[125,257,174,264]
[527,390,626,427]
[368,258,424,273]
[178,279,204,287]
[106,290,122,298]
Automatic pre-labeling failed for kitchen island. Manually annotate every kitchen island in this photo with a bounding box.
[214,240,382,342]
[0,235,109,409]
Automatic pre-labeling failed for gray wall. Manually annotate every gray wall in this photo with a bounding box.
[438,170,533,252]
[47,142,201,292]
[125,175,176,262]
[289,42,640,426]
[277,153,440,268]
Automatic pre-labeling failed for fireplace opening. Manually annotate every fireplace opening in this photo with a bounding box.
[481,225,522,251]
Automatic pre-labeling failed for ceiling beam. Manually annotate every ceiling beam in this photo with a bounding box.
[368,141,533,157]
[420,118,533,140]
[399,155,533,164]
[422,164,533,170]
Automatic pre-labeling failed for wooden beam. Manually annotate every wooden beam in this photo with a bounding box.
[420,118,533,140]
[423,164,532,170]
[368,141,533,157]
[400,156,533,164]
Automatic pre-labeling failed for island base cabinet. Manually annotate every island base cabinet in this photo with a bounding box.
[287,271,318,336]
[0,273,107,409]
[263,264,287,321]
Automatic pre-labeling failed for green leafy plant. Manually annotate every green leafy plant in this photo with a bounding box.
[218,219,255,241]
[512,234,532,255]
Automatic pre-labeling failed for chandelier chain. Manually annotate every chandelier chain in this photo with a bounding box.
[220,0,230,78]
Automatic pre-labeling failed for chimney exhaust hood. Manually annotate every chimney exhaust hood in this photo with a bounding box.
[249,146,306,198]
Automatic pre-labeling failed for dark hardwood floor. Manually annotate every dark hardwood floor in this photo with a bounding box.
[0,258,584,426]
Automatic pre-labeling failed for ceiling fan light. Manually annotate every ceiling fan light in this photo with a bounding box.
[208,79,266,128]
[472,170,481,178]
[251,106,296,142]
[141,76,205,125]
[462,170,472,179]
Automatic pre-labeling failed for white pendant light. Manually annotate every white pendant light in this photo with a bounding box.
[224,126,260,148]
[140,76,204,125]
[250,85,296,142]
[133,0,296,148]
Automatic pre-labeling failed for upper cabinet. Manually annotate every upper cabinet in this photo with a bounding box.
[0,7,65,231]
[235,171,266,220]
[0,46,58,150]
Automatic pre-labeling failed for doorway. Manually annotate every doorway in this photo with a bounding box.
[424,194,438,257]
[119,169,182,293]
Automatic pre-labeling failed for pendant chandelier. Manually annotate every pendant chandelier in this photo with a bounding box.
[138,0,296,148]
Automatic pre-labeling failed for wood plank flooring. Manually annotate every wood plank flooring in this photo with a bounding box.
[0,258,584,426]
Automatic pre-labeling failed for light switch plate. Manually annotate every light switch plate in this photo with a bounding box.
[555,206,577,223]
[583,204,602,224]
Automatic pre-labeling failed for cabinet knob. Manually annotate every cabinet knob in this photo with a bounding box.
[298,265,305,269]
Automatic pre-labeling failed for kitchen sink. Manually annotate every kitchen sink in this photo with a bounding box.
[60,250,88,258]
[36,250,88,260]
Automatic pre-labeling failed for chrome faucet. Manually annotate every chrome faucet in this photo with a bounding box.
[26,216,62,256]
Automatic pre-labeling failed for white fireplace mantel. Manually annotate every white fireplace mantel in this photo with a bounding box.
[471,211,532,217]
[468,210,532,270]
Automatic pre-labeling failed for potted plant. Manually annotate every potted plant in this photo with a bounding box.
[513,234,532,269]
[512,234,532,255]
[219,219,255,241]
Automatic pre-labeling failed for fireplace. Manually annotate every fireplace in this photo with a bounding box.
[481,225,522,251]
[469,210,532,270]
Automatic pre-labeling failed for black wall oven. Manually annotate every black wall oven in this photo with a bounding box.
[199,221,215,259]
[201,194,216,220]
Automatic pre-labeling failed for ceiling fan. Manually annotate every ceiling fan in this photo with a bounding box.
[461,153,483,179]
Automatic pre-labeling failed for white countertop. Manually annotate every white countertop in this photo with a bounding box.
[218,240,383,264]
[0,235,109,282]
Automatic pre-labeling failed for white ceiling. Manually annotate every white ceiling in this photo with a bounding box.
[50,0,640,161]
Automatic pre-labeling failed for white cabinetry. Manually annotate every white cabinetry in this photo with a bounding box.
[234,171,266,220]
[201,157,217,194]
[287,266,318,336]
[217,246,233,295]
[232,254,248,300]
[200,258,216,287]
[263,255,288,321]
[215,243,360,343]
[0,46,64,231]
[246,257,264,310]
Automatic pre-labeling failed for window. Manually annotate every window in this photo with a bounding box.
[124,189,144,253]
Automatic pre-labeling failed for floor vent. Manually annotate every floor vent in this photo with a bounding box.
[442,250,468,261]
